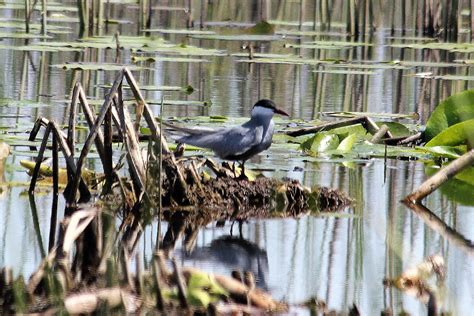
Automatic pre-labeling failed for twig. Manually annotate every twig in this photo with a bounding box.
[396,132,423,146]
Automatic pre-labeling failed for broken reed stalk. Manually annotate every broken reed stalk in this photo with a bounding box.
[103,101,113,192]
[68,71,121,204]
[200,0,205,29]
[29,123,52,193]
[156,99,164,250]
[403,149,474,204]
[24,0,30,33]
[51,133,59,248]
[114,31,120,63]
[41,0,47,35]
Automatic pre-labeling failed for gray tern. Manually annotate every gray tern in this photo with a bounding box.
[166,99,289,176]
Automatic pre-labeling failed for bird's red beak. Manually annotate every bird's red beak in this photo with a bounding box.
[274,108,289,116]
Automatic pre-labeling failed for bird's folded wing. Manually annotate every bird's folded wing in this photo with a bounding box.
[162,121,217,135]
[215,125,263,157]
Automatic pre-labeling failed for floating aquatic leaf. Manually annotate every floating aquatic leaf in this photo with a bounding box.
[424,90,474,141]
[191,34,281,41]
[0,19,71,31]
[420,145,465,159]
[145,28,216,35]
[131,55,208,63]
[38,35,167,50]
[0,31,51,39]
[323,111,419,120]
[425,119,474,148]
[147,99,210,107]
[238,57,409,69]
[389,41,474,52]
[313,69,376,75]
[0,44,80,52]
[51,62,147,71]
[374,121,412,138]
[329,123,369,139]
[237,57,333,65]
[231,52,294,59]
[286,40,373,49]
[0,98,52,108]
[268,19,346,28]
[300,132,340,154]
[398,60,466,68]
[101,83,195,94]
[276,29,348,37]
[0,2,77,12]
[336,133,358,153]
[413,74,474,81]
[135,44,227,56]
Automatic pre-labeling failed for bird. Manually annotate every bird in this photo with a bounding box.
[165,99,289,177]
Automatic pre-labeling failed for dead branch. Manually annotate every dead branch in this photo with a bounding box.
[286,116,393,138]
[403,149,474,204]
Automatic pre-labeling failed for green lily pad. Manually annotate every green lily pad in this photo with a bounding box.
[374,121,412,138]
[420,145,466,159]
[336,133,358,153]
[329,123,369,139]
[300,132,340,154]
[424,90,474,141]
[425,119,474,148]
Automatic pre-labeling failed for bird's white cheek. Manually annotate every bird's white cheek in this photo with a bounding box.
[251,106,274,118]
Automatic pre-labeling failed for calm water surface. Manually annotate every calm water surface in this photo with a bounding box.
[0,2,473,315]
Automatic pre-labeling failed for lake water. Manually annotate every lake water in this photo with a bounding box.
[0,1,473,314]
